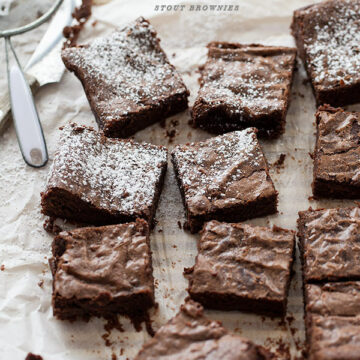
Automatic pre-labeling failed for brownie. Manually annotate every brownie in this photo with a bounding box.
[312,105,360,199]
[25,354,43,360]
[134,299,273,360]
[171,128,278,233]
[291,0,360,106]
[49,219,154,321]
[62,17,189,138]
[297,207,360,284]
[185,220,295,316]
[191,42,296,138]
[41,124,167,226]
[304,282,360,360]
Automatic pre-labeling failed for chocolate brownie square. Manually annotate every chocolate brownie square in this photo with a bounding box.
[134,299,273,360]
[185,220,295,316]
[304,282,360,360]
[62,17,189,138]
[171,128,278,233]
[298,207,360,284]
[49,219,154,321]
[41,124,167,226]
[191,42,296,138]
[291,0,360,106]
[312,106,360,199]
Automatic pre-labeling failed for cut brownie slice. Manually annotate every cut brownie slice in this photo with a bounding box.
[171,128,278,233]
[62,17,189,138]
[304,282,360,360]
[41,124,167,226]
[185,220,295,316]
[298,207,360,284]
[49,219,154,321]
[291,0,360,106]
[134,299,273,360]
[192,42,296,138]
[312,106,360,199]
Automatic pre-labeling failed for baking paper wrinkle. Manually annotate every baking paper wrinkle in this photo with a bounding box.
[1,0,359,359]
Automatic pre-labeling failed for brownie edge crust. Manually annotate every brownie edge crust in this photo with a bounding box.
[186,221,295,316]
[41,124,167,227]
[192,42,296,138]
[49,219,154,321]
[291,0,360,106]
[62,17,189,138]
[312,105,360,199]
[134,299,273,360]
[171,128,278,233]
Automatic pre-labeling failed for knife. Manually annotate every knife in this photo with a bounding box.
[0,0,75,135]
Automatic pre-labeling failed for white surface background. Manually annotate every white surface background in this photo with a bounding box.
[0,0,358,359]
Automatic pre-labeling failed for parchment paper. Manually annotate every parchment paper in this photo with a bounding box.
[1,1,359,359]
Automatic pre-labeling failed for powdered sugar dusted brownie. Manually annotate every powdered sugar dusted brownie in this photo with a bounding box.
[304,282,360,360]
[49,219,155,321]
[171,128,278,233]
[298,207,360,283]
[185,220,295,316]
[41,124,167,226]
[134,299,273,360]
[313,106,360,198]
[191,42,296,138]
[292,0,360,106]
[62,17,189,138]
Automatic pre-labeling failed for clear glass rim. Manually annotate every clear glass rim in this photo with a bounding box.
[0,0,64,38]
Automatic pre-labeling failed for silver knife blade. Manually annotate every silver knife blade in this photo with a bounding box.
[25,0,75,71]
[0,0,77,132]
[26,0,76,84]
[27,40,65,86]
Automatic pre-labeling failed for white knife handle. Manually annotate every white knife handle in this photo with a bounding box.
[6,38,48,168]
[0,76,39,134]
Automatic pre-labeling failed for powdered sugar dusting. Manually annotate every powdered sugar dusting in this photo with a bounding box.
[47,125,167,215]
[62,17,187,119]
[304,0,360,87]
[197,45,295,115]
[172,128,265,200]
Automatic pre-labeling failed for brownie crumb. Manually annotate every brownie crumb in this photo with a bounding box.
[104,316,124,333]
[91,20,98,27]
[38,280,44,288]
[272,153,286,168]
[0,264,4,271]
[25,354,43,360]
[101,332,112,347]
[166,129,176,142]
[177,221,182,229]
[43,218,62,235]
[63,0,92,48]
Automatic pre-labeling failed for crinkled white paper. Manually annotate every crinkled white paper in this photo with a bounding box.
[0,1,359,359]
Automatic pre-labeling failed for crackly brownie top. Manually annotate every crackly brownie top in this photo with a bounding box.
[195,42,296,116]
[53,219,153,299]
[315,106,360,185]
[298,207,360,283]
[171,128,276,216]
[62,17,187,120]
[293,0,360,89]
[306,282,360,317]
[135,299,271,360]
[46,124,167,216]
[308,315,360,360]
[187,220,294,301]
